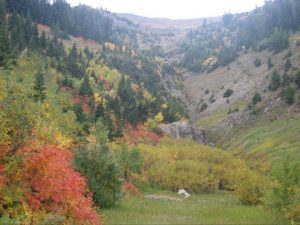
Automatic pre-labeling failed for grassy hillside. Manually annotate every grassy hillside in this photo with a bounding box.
[225,116,300,162]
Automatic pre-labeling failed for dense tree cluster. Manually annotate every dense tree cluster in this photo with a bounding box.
[180,0,300,73]
[6,0,113,43]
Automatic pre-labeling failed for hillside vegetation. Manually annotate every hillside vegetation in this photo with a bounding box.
[0,0,300,224]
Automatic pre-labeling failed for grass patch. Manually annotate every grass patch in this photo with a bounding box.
[225,116,300,162]
[102,190,281,225]
[196,111,227,128]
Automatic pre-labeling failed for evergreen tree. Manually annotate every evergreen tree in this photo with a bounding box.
[268,70,281,91]
[67,44,83,78]
[294,70,300,89]
[95,101,105,119]
[33,70,46,102]
[252,93,262,105]
[74,144,121,208]
[79,75,93,96]
[0,0,11,68]
[284,58,292,72]
[39,31,47,49]
[284,86,295,105]
[267,57,274,69]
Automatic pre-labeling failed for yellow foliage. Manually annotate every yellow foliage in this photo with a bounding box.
[94,93,101,104]
[0,79,6,100]
[233,169,269,205]
[55,132,73,149]
[138,139,246,193]
[203,57,218,66]
[154,112,164,123]
[143,90,154,102]
[131,83,139,93]
[287,203,300,224]
[161,103,168,110]
[104,42,116,50]
[145,112,164,131]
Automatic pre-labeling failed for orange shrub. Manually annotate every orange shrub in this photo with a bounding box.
[122,123,161,146]
[123,181,141,196]
[20,145,101,225]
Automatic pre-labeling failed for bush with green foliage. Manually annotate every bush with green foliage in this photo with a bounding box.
[281,73,291,87]
[263,161,300,223]
[268,70,281,91]
[295,70,300,89]
[233,170,269,205]
[284,87,295,105]
[228,108,239,114]
[74,145,122,208]
[284,58,292,72]
[223,89,234,98]
[254,58,262,67]
[267,57,274,70]
[252,93,262,105]
[112,144,144,181]
[74,120,122,208]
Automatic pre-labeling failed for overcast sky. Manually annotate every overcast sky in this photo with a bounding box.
[67,0,265,19]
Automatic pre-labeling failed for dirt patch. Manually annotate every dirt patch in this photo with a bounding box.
[144,194,183,202]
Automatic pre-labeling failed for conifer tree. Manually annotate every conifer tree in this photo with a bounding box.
[0,0,11,68]
[34,70,46,102]
[268,70,281,91]
[79,75,93,96]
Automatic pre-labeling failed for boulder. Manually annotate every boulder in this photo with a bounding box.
[159,122,207,144]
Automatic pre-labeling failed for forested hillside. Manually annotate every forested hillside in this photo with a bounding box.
[0,0,187,223]
[0,0,299,224]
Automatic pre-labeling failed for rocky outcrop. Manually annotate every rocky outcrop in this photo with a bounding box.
[159,122,207,144]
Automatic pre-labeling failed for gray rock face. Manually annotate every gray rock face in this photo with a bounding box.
[159,122,207,144]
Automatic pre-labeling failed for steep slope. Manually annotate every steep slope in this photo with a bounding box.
[184,36,300,123]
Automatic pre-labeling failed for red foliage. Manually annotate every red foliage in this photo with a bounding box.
[20,145,101,225]
[123,181,140,196]
[73,95,92,114]
[73,94,81,104]
[0,144,10,161]
[82,101,91,114]
[0,164,6,189]
[122,124,161,146]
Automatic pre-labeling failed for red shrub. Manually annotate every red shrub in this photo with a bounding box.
[20,145,101,225]
[73,94,81,104]
[0,164,6,189]
[122,123,161,146]
[123,181,140,196]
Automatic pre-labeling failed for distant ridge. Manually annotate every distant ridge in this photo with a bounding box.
[117,13,221,30]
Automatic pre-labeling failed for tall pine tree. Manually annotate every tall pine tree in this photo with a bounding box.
[34,70,46,102]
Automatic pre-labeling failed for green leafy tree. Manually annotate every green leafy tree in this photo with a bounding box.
[263,161,300,223]
[116,145,144,180]
[74,121,121,208]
